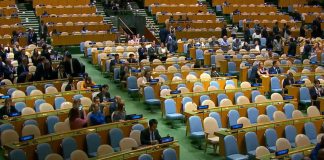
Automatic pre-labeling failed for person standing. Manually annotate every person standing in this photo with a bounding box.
[39,21,48,41]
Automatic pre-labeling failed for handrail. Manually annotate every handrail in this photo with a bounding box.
[119,17,134,35]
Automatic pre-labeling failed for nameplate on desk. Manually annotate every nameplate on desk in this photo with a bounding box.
[9,112,21,117]
[283,95,294,100]
[197,105,209,110]
[150,79,159,83]
[89,42,96,45]
[275,149,289,156]
[0,95,11,99]
[108,98,115,102]
[91,85,102,89]
[208,49,215,52]
[224,55,231,59]
[251,83,261,87]
[230,124,243,130]
[125,114,143,120]
[269,71,276,74]
[170,90,180,94]
[295,81,305,84]
[97,47,104,51]
[224,73,231,76]
[203,65,209,68]
[245,63,251,67]
[194,44,201,47]
[185,57,192,60]
[310,61,317,64]
[160,137,174,144]
[19,135,34,142]
[132,69,141,73]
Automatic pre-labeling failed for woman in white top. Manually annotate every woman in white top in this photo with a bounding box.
[252,30,261,42]
[158,43,169,61]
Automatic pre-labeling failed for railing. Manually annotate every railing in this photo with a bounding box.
[119,17,134,35]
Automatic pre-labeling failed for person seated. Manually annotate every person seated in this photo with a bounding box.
[111,102,126,122]
[220,36,229,52]
[178,15,184,21]
[120,61,130,82]
[81,77,96,90]
[282,72,295,93]
[311,136,324,160]
[63,53,82,77]
[256,62,269,83]
[55,64,68,79]
[89,103,105,125]
[65,76,76,91]
[17,58,29,78]
[68,107,87,130]
[0,98,18,119]
[142,70,153,83]
[158,43,169,61]
[233,9,240,15]
[81,26,88,34]
[232,38,241,51]
[127,53,137,63]
[138,43,148,62]
[96,84,111,102]
[309,79,323,108]
[140,119,162,145]
[105,96,122,123]
[268,61,281,74]
[42,11,49,16]
[211,66,220,77]
[109,54,122,72]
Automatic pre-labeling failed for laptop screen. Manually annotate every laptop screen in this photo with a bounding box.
[19,135,34,142]
[160,137,174,144]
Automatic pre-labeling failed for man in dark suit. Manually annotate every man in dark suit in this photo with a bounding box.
[141,119,162,145]
[159,26,169,44]
[309,80,324,108]
[2,59,15,81]
[249,65,258,83]
[120,61,130,81]
[109,54,122,73]
[63,53,81,77]
[96,84,111,102]
[287,38,297,57]
[268,61,281,74]
[283,72,295,93]
[27,29,37,45]
[147,41,158,62]
[138,43,147,62]
[39,20,48,40]
[17,58,29,77]
[34,57,47,81]
[127,53,137,63]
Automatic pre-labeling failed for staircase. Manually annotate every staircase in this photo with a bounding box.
[95,1,116,29]
[129,2,160,41]
[17,3,39,36]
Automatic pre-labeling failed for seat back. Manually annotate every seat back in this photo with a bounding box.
[189,116,203,134]
[131,124,145,131]
[109,128,124,150]
[245,132,259,153]
[70,150,88,160]
[144,86,155,100]
[251,90,261,102]
[130,130,141,146]
[162,148,177,160]
[255,146,270,158]
[234,92,244,104]
[247,107,259,124]
[45,153,63,160]
[299,87,311,101]
[228,110,240,127]
[9,149,26,160]
[62,137,77,159]
[304,122,317,140]
[307,106,320,117]
[265,128,278,149]
[46,116,59,134]
[203,117,219,137]
[257,114,271,124]
[217,94,228,105]
[209,112,223,128]
[34,99,46,112]
[127,76,138,89]
[237,96,250,105]
[270,77,281,90]
[86,133,101,156]
[39,103,54,112]
[22,125,41,137]
[199,95,210,104]
[23,119,38,126]
[1,129,19,146]
[266,105,277,121]
[237,117,251,127]
[138,154,153,160]
[21,107,36,115]
[295,134,311,147]
[14,102,26,112]
[276,138,291,151]
[36,143,53,160]
[54,97,66,110]
[97,144,114,156]
[119,138,138,151]
[283,104,295,119]
[165,99,176,115]
[224,135,239,156]
[228,62,236,72]
[273,111,287,122]
[285,125,297,145]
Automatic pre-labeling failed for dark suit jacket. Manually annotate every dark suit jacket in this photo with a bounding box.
[96,91,111,102]
[2,65,14,80]
[288,42,297,56]
[34,63,46,81]
[140,128,162,145]
[64,58,81,77]
[309,87,324,100]
[282,78,295,89]
[268,67,281,74]
[17,64,29,77]
[0,106,18,118]
[127,58,137,63]
[249,65,258,83]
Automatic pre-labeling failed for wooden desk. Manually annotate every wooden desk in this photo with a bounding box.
[0,7,17,16]
[279,0,307,7]
[35,5,96,16]
[293,6,323,14]
[41,15,104,23]
[51,33,116,46]
[145,0,197,6]
[156,13,217,24]
[304,14,324,23]
[4,119,147,160]
[0,25,25,36]
[233,14,290,23]
[96,142,180,160]
[319,97,324,113]
[222,5,277,14]
[48,23,111,33]
[150,5,207,14]
[0,37,27,46]
[215,115,324,156]
[212,0,264,6]
[0,0,15,7]
[33,0,90,8]
[0,16,21,25]
[176,30,229,39]
[166,20,225,29]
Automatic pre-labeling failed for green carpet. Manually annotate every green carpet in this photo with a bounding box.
[75,54,224,160]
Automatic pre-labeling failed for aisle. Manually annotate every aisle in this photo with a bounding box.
[75,54,220,160]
